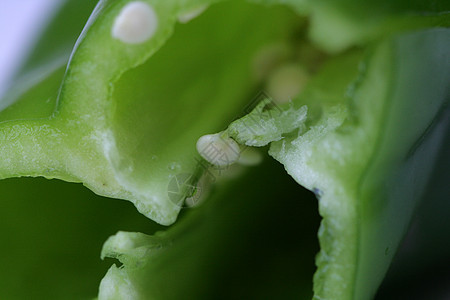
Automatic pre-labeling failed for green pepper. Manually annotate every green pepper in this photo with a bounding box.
[0,0,448,299]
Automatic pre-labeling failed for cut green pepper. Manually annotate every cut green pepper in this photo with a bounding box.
[0,0,449,299]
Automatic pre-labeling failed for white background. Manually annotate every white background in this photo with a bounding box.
[0,0,57,98]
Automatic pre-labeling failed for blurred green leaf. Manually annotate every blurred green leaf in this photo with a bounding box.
[0,177,162,299]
